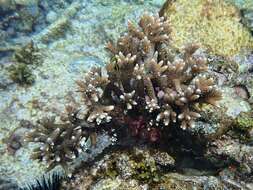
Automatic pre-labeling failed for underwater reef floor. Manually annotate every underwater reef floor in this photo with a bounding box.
[0,0,253,189]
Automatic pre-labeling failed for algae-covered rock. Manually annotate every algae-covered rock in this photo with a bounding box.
[90,178,142,190]
[206,136,253,173]
[220,87,251,118]
[0,0,15,11]
[230,111,253,142]
[0,0,76,46]
[13,41,42,65]
[34,1,81,43]
[8,63,35,85]
[228,0,253,30]
[163,0,253,57]
[227,52,253,106]
[63,147,175,189]
[226,0,253,9]
[234,112,253,131]
[159,174,225,190]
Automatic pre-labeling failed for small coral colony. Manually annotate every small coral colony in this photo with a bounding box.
[26,13,222,171]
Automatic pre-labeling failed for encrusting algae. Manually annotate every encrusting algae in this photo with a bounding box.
[164,0,253,56]
[25,13,222,172]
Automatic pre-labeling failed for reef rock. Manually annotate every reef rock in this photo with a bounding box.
[162,0,253,57]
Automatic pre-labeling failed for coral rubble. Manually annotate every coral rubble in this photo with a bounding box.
[26,13,221,171]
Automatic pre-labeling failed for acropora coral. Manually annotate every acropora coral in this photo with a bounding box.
[26,13,222,171]
[164,0,253,56]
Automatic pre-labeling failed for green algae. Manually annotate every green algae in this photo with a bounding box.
[225,112,253,142]
[132,156,160,183]
[234,112,253,131]
[103,149,161,184]
[105,161,119,179]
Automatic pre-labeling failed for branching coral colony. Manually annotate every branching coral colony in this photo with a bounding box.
[26,13,222,171]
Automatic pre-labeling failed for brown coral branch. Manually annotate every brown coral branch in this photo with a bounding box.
[25,117,87,171]
[26,13,222,172]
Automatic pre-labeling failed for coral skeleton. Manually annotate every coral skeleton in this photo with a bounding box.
[26,13,221,171]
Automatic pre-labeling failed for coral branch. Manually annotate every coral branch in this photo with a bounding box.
[26,117,87,171]
[26,13,222,172]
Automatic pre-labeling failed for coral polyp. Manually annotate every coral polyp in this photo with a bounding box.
[26,13,222,171]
